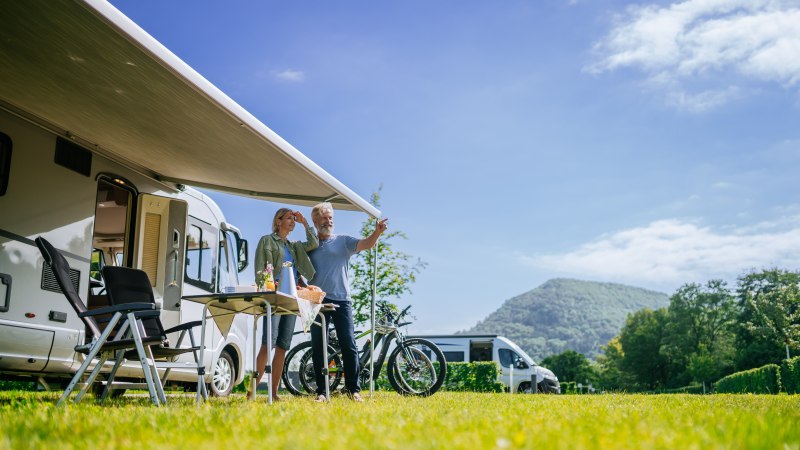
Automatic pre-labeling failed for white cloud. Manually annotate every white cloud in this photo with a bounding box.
[588,0,800,109]
[272,69,305,82]
[519,217,800,291]
[711,181,733,189]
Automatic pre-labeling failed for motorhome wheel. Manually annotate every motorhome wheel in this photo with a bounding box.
[209,351,235,397]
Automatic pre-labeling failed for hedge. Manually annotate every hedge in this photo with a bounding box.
[714,364,782,394]
[560,381,577,394]
[780,356,800,394]
[442,362,504,392]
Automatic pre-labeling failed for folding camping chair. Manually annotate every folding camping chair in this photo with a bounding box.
[34,237,165,406]
[101,266,208,403]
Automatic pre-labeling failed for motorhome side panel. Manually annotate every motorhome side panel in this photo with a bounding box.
[0,110,95,374]
[0,108,176,376]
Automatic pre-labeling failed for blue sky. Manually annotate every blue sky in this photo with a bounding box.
[109,0,800,334]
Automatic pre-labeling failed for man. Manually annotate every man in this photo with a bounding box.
[308,202,387,402]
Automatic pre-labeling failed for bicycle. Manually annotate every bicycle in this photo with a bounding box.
[281,301,447,396]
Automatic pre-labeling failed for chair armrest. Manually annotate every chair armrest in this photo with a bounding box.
[133,310,161,319]
[79,303,154,317]
[163,320,203,334]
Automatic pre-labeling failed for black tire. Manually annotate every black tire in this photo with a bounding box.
[387,338,447,396]
[209,350,235,397]
[282,341,342,396]
[518,382,533,394]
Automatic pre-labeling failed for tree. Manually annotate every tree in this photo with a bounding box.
[596,337,631,391]
[540,350,598,385]
[735,269,800,368]
[349,188,427,325]
[618,308,670,390]
[662,280,736,386]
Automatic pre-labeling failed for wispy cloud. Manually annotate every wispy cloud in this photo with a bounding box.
[519,217,800,291]
[587,0,800,110]
[272,68,305,82]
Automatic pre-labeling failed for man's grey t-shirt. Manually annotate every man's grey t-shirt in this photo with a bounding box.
[309,235,360,301]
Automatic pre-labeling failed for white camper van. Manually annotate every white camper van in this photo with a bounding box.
[412,335,560,394]
[0,1,379,396]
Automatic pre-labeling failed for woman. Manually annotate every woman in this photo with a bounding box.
[250,207,317,401]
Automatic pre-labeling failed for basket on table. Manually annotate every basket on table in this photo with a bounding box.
[297,287,326,304]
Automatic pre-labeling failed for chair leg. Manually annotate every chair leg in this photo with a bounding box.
[58,350,96,406]
[74,352,109,403]
[58,312,125,406]
[127,313,161,406]
[188,332,208,401]
[100,349,127,404]
[145,344,167,404]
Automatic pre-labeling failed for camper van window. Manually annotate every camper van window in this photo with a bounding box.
[498,349,528,369]
[0,132,11,196]
[217,230,238,291]
[185,224,214,290]
[443,351,465,362]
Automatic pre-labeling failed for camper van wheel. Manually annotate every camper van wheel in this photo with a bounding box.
[518,382,533,394]
[209,350,235,397]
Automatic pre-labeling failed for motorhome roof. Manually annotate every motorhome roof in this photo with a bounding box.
[0,0,380,218]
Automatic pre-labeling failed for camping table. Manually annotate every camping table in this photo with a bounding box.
[181,291,333,404]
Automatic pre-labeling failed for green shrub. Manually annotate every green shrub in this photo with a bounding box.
[714,364,782,394]
[0,380,37,391]
[780,356,800,394]
[443,362,504,392]
[560,381,577,394]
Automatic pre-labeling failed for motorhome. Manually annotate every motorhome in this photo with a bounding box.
[411,334,560,393]
[0,1,379,396]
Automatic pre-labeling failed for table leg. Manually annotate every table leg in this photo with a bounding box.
[250,313,258,401]
[197,303,210,404]
[321,313,329,401]
[266,303,273,405]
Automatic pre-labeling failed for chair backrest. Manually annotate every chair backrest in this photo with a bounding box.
[35,237,103,338]
[102,266,166,340]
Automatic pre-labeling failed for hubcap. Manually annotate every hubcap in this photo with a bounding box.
[213,356,232,393]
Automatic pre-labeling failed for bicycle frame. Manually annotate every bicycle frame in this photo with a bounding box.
[324,318,412,383]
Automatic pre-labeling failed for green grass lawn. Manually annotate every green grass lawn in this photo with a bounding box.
[1,391,798,449]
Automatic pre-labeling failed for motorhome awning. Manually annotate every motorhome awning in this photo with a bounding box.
[0,0,380,218]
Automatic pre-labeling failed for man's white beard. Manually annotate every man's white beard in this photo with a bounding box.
[319,225,334,235]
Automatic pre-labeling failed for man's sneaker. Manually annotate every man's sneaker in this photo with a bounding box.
[349,392,364,403]
[314,394,327,403]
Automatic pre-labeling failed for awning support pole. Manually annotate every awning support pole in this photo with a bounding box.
[369,242,378,396]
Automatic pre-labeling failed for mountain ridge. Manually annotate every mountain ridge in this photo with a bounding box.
[462,278,670,361]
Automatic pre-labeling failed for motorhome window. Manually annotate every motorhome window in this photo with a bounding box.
[54,137,91,177]
[498,349,527,369]
[90,249,104,280]
[0,132,11,196]
[217,230,239,291]
[442,351,465,362]
[185,224,214,290]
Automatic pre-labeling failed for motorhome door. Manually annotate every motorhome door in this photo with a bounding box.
[469,340,493,362]
[132,194,188,325]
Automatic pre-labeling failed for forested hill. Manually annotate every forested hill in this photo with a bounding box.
[462,278,669,361]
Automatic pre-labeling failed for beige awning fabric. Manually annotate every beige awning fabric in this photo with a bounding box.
[0,0,380,217]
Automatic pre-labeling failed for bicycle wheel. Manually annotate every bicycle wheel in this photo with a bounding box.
[282,341,314,396]
[293,343,343,395]
[387,338,447,396]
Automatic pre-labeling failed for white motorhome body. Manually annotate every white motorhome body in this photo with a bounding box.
[0,1,379,394]
[411,335,560,393]
[0,108,251,394]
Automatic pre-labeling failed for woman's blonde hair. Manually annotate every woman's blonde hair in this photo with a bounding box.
[272,208,294,234]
